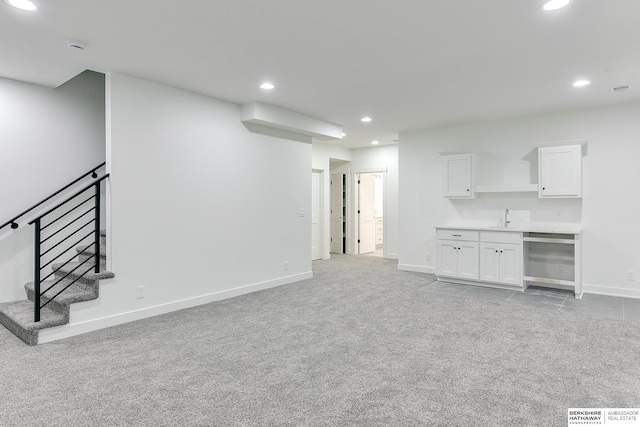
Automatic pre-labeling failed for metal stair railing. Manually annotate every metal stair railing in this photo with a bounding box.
[28,174,109,322]
[0,162,105,232]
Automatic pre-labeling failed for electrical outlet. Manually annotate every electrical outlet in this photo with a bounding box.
[556,262,563,270]
[284,261,288,271]
[627,270,635,281]
[426,253,432,262]
[136,286,145,299]
[298,208,305,217]
[557,210,562,217]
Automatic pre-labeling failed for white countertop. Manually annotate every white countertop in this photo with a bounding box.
[435,224,582,234]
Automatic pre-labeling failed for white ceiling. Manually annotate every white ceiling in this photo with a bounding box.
[2,0,639,149]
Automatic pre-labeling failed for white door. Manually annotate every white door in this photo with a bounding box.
[357,173,376,254]
[330,174,343,254]
[311,172,321,260]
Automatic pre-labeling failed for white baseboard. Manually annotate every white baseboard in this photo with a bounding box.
[583,283,640,300]
[397,263,436,274]
[384,252,399,260]
[38,271,313,344]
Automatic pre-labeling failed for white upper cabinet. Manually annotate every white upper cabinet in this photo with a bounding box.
[442,153,474,198]
[538,144,582,198]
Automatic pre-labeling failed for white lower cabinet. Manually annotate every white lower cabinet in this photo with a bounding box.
[436,230,479,280]
[436,228,523,289]
[479,242,521,286]
[478,232,522,287]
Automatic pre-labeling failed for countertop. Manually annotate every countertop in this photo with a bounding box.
[435,224,582,234]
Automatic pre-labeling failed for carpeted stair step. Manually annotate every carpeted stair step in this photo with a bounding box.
[76,243,107,263]
[0,300,68,346]
[75,230,107,262]
[51,260,114,286]
[24,279,98,315]
[0,229,113,346]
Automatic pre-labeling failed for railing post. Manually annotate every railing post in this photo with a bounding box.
[94,182,101,274]
[34,218,41,322]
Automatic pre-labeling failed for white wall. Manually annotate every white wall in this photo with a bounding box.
[0,71,106,303]
[40,72,313,342]
[332,144,399,259]
[399,101,640,298]
[312,142,352,259]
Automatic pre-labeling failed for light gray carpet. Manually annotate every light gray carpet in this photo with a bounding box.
[1,254,639,426]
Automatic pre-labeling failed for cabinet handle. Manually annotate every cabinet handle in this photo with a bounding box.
[542,187,546,190]
[500,250,503,253]
[466,189,470,192]
[452,234,462,237]
[495,250,498,253]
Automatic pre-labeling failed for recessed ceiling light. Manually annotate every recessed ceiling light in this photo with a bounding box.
[361,117,372,122]
[260,82,274,90]
[371,140,379,145]
[573,80,591,87]
[6,0,36,11]
[541,0,570,11]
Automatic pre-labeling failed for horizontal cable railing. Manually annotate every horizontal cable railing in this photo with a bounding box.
[0,162,105,232]
[29,174,109,322]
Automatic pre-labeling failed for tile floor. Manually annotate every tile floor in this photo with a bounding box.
[419,281,640,326]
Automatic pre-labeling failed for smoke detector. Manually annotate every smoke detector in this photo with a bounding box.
[67,40,86,50]
[610,85,631,94]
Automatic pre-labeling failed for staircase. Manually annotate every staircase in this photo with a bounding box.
[0,163,113,345]
[0,230,113,345]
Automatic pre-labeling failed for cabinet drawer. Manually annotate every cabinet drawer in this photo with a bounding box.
[436,229,479,241]
[480,232,521,244]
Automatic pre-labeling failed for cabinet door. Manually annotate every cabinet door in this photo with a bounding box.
[443,154,474,198]
[479,243,500,282]
[499,243,522,286]
[539,145,582,198]
[437,240,458,277]
[457,241,479,280]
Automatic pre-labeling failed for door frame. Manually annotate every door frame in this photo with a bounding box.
[311,171,321,260]
[330,173,344,254]
[311,169,329,260]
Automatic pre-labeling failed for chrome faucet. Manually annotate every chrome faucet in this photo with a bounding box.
[504,209,510,227]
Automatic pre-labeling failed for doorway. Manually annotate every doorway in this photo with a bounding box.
[357,173,384,257]
[329,170,386,258]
